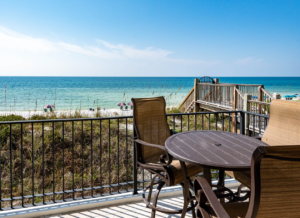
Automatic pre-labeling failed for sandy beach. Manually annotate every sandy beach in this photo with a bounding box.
[0,108,133,119]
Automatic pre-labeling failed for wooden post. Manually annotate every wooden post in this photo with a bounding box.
[257,85,264,114]
[272,93,281,99]
[232,85,239,132]
[243,94,252,135]
[194,78,200,112]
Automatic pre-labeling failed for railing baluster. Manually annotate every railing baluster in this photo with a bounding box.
[62,122,65,201]
[222,113,224,131]
[53,122,55,203]
[10,124,13,209]
[228,113,231,132]
[195,114,197,130]
[209,114,211,130]
[42,123,44,204]
[117,119,119,193]
[248,113,250,136]
[126,118,128,191]
[0,125,2,210]
[81,121,84,199]
[188,115,190,131]
[109,119,111,194]
[202,114,204,130]
[235,113,237,133]
[253,115,256,136]
[181,115,182,132]
[215,114,217,131]
[100,120,102,195]
[91,120,93,197]
[21,123,24,207]
[32,123,34,206]
[72,121,75,200]
[258,116,261,135]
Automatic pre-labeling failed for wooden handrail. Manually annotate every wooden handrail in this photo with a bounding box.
[261,88,273,100]
[198,83,263,87]
[248,100,271,106]
[235,88,245,99]
[179,87,194,108]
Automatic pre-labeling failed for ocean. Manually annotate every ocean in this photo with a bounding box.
[0,77,299,111]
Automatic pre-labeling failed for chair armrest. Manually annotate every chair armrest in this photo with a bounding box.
[195,177,230,218]
[252,136,261,140]
[135,139,166,151]
[134,139,173,165]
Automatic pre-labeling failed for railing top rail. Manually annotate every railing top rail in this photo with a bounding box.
[235,88,245,99]
[261,87,273,100]
[237,84,264,87]
[198,83,235,87]
[0,110,270,124]
[243,111,270,118]
[198,83,264,87]
[179,87,194,108]
[248,100,271,106]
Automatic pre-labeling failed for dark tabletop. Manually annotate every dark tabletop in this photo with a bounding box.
[165,130,269,171]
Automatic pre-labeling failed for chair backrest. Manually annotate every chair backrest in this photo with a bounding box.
[262,100,300,145]
[247,145,300,218]
[132,97,171,163]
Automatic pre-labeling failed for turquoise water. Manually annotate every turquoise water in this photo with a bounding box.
[0,77,299,111]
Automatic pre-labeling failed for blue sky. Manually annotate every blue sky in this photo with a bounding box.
[0,0,299,76]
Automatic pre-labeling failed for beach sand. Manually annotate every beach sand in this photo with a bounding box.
[0,109,133,119]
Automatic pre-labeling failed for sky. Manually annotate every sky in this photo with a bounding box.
[0,0,299,77]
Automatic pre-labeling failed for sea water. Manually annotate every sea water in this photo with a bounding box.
[0,77,299,111]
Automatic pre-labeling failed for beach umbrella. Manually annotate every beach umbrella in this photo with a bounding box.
[43,104,55,108]
[116,102,126,106]
[284,95,290,98]
[289,95,296,97]
[128,102,133,106]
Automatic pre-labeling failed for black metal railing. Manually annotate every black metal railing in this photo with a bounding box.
[0,110,269,210]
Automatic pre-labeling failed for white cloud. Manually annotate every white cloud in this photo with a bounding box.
[0,26,58,52]
[234,57,263,66]
[0,26,221,76]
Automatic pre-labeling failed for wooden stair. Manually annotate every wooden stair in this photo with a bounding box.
[184,100,195,113]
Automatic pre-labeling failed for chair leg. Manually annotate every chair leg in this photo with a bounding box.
[151,181,165,218]
[147,175,158,204]
[189,189,196,218]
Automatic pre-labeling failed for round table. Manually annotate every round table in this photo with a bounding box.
[165,130,269,217]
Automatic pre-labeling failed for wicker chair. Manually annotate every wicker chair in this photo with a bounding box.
[194,145,300,218]
[226,99,300,189]
[132,96,203,218]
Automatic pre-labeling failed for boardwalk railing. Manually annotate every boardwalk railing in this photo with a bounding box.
[178,87,194,112]
[0,110,269,211]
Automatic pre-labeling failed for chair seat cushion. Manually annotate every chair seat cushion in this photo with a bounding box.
[169,160,203,185]
[226,171,251,188]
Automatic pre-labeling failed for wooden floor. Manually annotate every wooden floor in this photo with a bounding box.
[44,196,193,218]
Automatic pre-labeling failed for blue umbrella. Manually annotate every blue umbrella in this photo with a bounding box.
[284,95,290,97]
[289,95,296,97]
